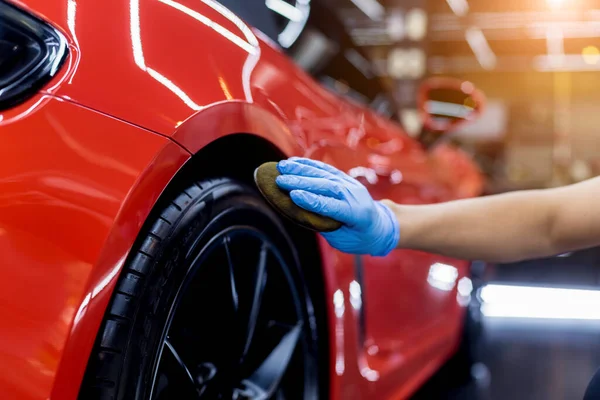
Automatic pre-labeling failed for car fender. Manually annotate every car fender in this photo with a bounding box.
[48,133,191,400]
[48,118,341,400]
[172,100,304,156]
[9,0,393,397]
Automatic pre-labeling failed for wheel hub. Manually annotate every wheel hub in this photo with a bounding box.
[149,228,310,400]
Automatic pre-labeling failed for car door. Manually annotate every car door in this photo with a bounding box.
[303,100,472,374]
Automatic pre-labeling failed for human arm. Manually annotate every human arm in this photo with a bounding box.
[276,157,600,263]
[385,176,600,262]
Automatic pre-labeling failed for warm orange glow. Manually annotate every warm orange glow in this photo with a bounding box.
[218,76,233,100]
[546,0,565,8]
[464,96,476,109]
[582,46,600,65]
[366,137,380,148]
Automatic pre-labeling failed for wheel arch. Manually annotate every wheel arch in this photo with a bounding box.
[167,105,332,376]
[149,132,332,398]
[51,124,330,399]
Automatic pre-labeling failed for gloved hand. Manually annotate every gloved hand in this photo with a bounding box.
[276,157,400,257]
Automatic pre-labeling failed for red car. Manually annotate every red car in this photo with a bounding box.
[0,0,486,399]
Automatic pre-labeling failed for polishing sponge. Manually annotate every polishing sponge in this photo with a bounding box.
[254,161,343,232]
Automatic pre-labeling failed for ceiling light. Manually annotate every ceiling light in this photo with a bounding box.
[481,283,600,320]
[406,48,426,78]
[446,0,469,16]
[545,27,564,67]
[387,48,408,78]
[546,0,565,9]
[386,10,405,41]
[405,8,428,41]
[349,0,385,21]
[387,47,426,78]
[465,27,496,69]
[582,45,600,64]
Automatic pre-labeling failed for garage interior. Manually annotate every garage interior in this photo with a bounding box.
[256,0,600,399]
[4,0,600,399]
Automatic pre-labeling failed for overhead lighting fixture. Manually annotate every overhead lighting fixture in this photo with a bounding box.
[386,9,405,41]
[266,0,303,22]
[405,8,428,41]
[388,48,408,78]
[545,27,564,67]
[481,284,600,320]
[406,48,426,78]
[465,27,496,69]
[547,0,565,9]
[345,48,375,79]
[534,53,600,71]
[349,0,385,21]
[446,0,469,16]
[291,30,337,72]
[546,29,564,55]
[387,47,426,78]
[582,45,600,65]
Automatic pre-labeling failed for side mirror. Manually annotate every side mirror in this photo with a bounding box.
[417,77,485,135]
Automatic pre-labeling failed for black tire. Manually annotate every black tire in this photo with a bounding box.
[79,178,321,400]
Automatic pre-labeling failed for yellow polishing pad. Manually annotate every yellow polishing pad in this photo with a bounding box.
[254,161,343,232]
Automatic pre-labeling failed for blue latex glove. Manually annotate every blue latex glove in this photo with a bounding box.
[276,157,400,257]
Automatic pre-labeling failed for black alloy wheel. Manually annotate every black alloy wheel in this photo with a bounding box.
[79,178,321,400]
[150,228,309,399]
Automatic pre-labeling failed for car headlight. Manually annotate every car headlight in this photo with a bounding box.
[0,1,68,110]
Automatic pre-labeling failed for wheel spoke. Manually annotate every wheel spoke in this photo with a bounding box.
[223,235,239,312]
[240,323,302,399]
[241,243,269,360]
[166,238,240,373]
[152,227,314,400]
[164,339,197,387]
[151,339,200,399]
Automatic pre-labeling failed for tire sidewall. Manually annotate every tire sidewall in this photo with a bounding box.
[119,182,319,400]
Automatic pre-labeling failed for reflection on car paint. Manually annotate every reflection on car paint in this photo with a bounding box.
[3,0,486,398]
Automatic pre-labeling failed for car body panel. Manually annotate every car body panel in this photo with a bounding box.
[49,137,191,400]
[4,0,485,399]
[0,92,190,400]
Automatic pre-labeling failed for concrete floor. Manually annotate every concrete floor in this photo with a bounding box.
[412,247,600,400]
[413,318,600,399]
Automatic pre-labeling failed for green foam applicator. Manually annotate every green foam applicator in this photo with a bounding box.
[254,161,343,232]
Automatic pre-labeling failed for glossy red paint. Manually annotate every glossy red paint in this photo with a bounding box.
[3,1,485,399]
[0,93,188,400]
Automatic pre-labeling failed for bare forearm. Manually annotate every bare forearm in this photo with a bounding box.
[276,157,600,261]
[383,190,562,263]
